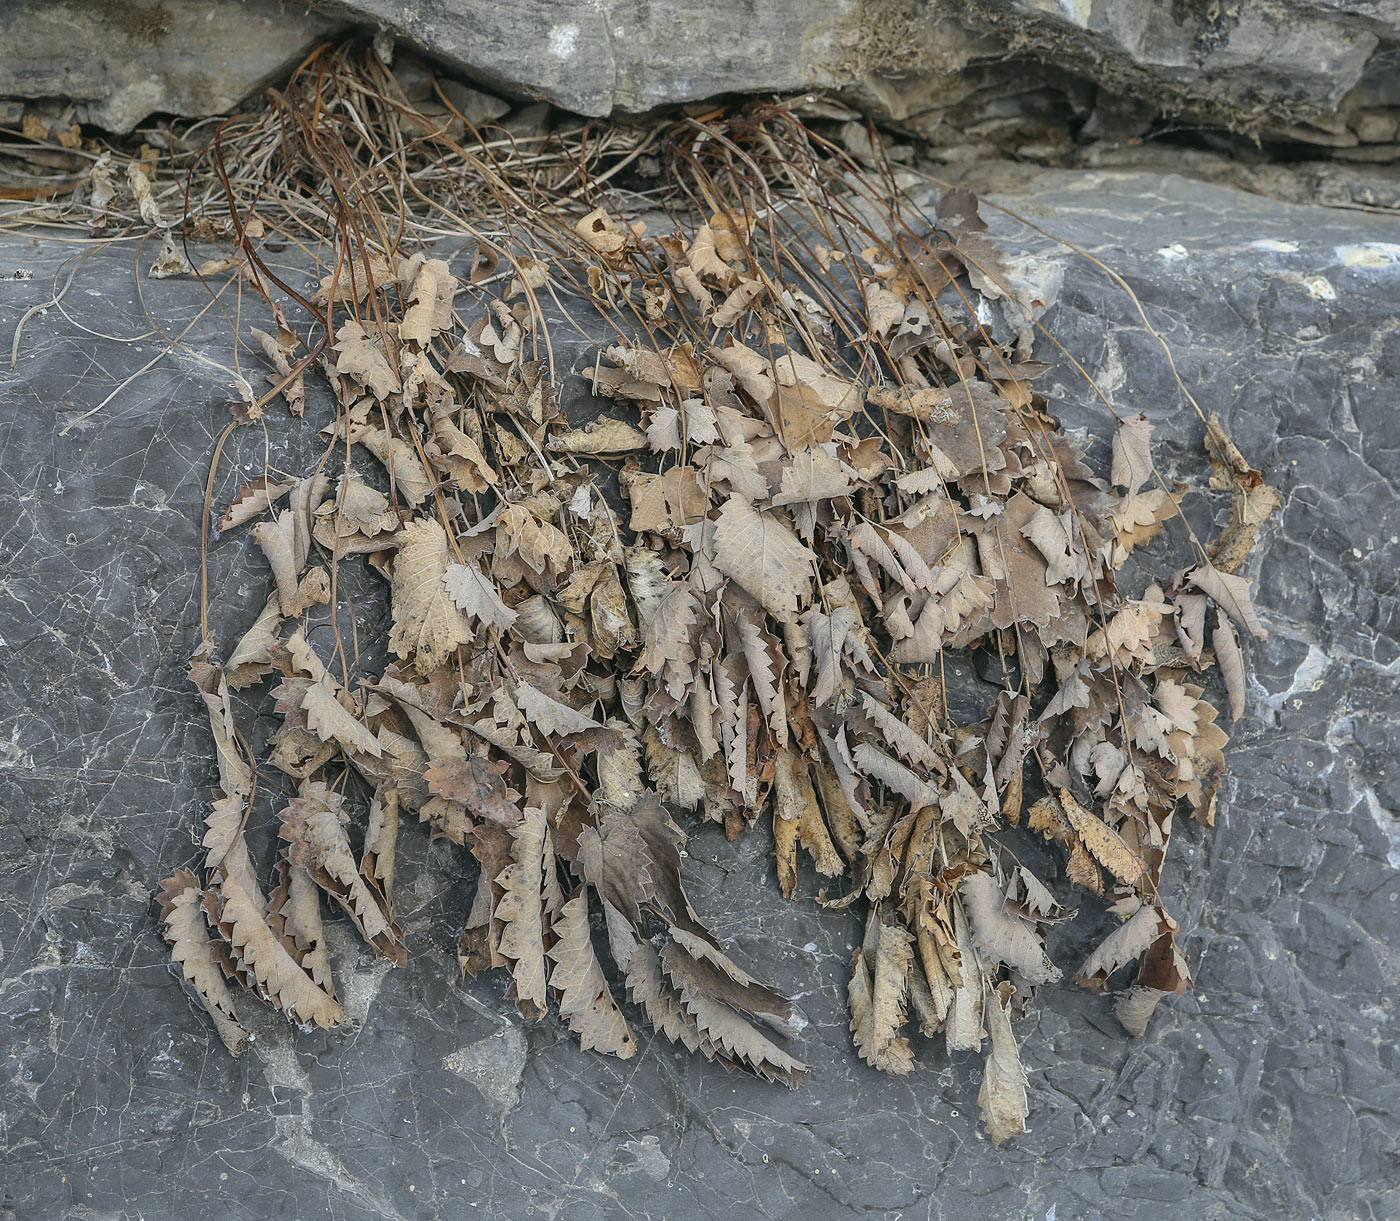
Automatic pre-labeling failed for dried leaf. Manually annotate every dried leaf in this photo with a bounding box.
[443,562,518,632]
[389,517,473,674]
[849,914,915,1073]
[548,893,636,1057]
[399,257,455,347]
[961,871,1060,984]
[1074,904,1163,992]
[495,806,549,1016]
[157,870,250,1054]
[712,496,816,621]
[279,782,404,964]
[978,982,1029,1144]
[549,418,648,455]
[1213,612,1246,721]
[1111,412,1154,495]
[1189,563,1267,640]
[1058,789,1147,886]
[334,320,401,398]
[301,678,383,758]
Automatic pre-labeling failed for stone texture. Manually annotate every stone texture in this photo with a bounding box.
[955,0,1385,127]
[0,0,343,134]
[6,0,1400,159]
[2,170,1398,1218]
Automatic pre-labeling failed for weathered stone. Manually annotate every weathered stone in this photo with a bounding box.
[6,0,1399,162]
[1,168,1397,1217]
[0,0,343,134]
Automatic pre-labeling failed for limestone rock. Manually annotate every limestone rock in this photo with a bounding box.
[0,0,343,134]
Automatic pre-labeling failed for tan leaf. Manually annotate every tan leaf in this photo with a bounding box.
[1108,489,1179,565]
[208,865,344,1028]
[424,755,522,825]
[978,982,1029,1144]
[496,504,573,579]
[712,278,764,328]
[157,870,250,1054]
[576,206,631,259]
[715,342,774,406]
[862,279,904,337]
[429,414,497,491]
[548,417,648,455]
[315,250,395,306]
[249,318,305,416]
[635,581,699,701]
[443,562,517,632]
[848,913,914,1073]
[960,871,1060,984]
[627,466,709,534]
[659,938,809,1085]
[1021,507,1091,587]
[358,427,432,506]
[1189,562,1267,640]
[399,257,455,347]
[389,517,473,675]
[548,893,636,1058]
[1073,904,1163,992]
[852,742,941,809]
[1058,789,1147,886]
[712,496,816,621]
[687,223,729,279]
[334,320,401,398]
[279,782,404,963]
[495,806,549,1016]
[225,593,282,689]
[515,681,606,737]
[1213,611,1246,721]
[1111,412,1154,495]
[301,678,383,757]
[217,475,296,532]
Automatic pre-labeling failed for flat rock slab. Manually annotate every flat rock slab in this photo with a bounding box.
[1,171,1398,1219]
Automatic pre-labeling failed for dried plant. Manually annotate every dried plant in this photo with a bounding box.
[123,43,1278,1143]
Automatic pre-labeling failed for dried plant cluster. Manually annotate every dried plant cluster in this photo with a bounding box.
[147,45,1279,1143]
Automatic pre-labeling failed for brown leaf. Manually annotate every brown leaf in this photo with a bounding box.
[334,320,401,398]
[249,317,305,416]
[1110,412,1154,495]
[1188,563,1267,639]
[978,982,1029,1144]
[549,417,648,456]
[225,593,282,690]
[960,871,1060,984]
[1213,612,1247,721]
[358,427,433,506]
[627,466,708,535]
[389,517,473,675]
[399,257,455,347]
[157,869,250,1055]
[548,893,636,1058]
[1058,789,1147,886]
[301,677,383,758]
[848,912,914,1073]
[217,475,296,532]
[279,781,405,964]
[424,755,522,825]
[712,496,816,621]
[494,806,549,1017]
[1074,903,1164,992]
[443,562,517,632]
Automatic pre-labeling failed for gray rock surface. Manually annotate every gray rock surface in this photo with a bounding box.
[6,0,1400,159]
[2,170,1398,1219]
[0,0,343,134]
